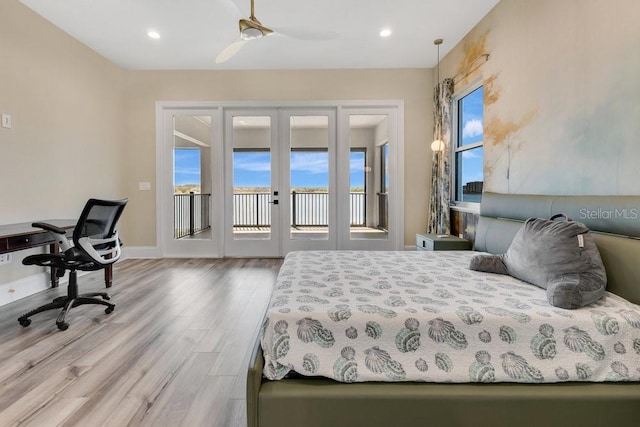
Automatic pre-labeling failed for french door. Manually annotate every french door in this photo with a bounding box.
[223,109,281,257]
[223,108,338,257]
[157,102,403,258]
[158,108,222,257]
[280,109,337,253]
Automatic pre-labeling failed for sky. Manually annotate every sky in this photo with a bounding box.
[459,86,484,186]
[174,149,200,186]
[174,150,366,189]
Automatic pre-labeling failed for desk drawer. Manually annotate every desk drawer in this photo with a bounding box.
[7,232,53,251]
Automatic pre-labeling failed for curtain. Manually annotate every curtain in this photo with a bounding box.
[427,78,454,235]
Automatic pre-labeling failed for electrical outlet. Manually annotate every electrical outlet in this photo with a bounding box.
[1,114,12,129]
[0,253,12,265]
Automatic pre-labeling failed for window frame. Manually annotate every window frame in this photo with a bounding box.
[380,142,389,194]
[451,81,484,209]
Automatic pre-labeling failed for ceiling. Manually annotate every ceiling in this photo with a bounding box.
[20,0,498,70]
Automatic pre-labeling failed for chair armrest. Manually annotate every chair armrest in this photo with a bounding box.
[32,222,73,251]
[32,222,67,235]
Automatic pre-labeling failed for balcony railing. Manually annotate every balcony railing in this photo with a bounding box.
[291,191,365,227]
[174,192,211,239]
[232,192,367,228]
[233,193,272,227]
[174,191,368,238]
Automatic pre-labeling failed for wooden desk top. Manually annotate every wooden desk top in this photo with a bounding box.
[0,219,75,254]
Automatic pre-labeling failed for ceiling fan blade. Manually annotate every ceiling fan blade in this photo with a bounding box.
[225,0,246,16]
[216,39,248,63]
[271,25,339,41]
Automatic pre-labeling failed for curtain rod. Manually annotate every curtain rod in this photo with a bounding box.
[452,53,490,84]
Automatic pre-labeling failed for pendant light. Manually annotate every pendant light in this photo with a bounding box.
[431,38,445,152]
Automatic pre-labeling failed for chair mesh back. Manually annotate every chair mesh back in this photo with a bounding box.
[73,199,127,247]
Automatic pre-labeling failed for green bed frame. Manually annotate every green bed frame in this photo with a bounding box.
[247,193,640,427]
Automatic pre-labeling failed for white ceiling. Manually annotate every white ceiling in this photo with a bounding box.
[20,0,499,70]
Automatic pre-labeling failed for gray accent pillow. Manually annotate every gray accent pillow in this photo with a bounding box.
[470,216,607,309]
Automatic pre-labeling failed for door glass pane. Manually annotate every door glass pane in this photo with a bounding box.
[289,116,329,240]
[173,115,212,240]
[232,116,272,240]
[349,115,389,240]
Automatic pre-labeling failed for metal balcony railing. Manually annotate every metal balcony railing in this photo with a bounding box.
[232,191,367,228]
[290,191,366,227]
[174,192,211,239]
[233,193,272,227]
[175,191,368,237]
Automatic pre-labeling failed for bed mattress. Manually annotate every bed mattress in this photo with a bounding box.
[260,251,640,383]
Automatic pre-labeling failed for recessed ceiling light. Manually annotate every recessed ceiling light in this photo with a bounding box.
[380,29,392,37]
[147,31,161,39]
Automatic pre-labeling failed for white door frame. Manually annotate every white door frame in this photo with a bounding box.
[156,100,404,257]
[337,106,404,251]
[223,108,281,257]
[156,107,223,258]
[280,108,338,255]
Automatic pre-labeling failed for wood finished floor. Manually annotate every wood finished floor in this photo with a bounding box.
[0,258,282,427]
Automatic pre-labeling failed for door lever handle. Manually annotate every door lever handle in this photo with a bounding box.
[268,200,279,205]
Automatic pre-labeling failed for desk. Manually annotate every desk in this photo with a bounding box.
[0,220,112,288]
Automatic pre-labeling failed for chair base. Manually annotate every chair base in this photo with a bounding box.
[17,270,115,330]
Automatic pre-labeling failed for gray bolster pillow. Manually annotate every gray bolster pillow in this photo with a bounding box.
[469,215,607,309]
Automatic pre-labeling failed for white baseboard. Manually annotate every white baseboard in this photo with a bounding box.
[122,246,160,259]
[0,272,50,307]
[0,269,97,308]
[0,246,159,307]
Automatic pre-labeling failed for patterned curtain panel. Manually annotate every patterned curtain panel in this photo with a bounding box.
[427,78,454,235]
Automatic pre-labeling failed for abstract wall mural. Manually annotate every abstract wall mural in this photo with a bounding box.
[442,0,640,198]
[436,0,640,245]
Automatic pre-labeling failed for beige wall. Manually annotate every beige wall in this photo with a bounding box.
[0,0,126,283]
[438,0,640,196]
[123,69,432,247]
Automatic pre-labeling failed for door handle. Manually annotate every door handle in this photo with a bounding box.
[269,200,279,205]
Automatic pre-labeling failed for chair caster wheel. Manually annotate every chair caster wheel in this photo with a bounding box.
[105,306,114,314]
[19,318,31,327]
[57,322,69,331]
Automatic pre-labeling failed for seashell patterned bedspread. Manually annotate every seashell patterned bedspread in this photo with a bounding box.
[260,251,640,383]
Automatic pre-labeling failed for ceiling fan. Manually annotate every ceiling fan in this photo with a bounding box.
[216,0,337,64]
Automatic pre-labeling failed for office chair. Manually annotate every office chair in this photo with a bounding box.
[18,198,128,330]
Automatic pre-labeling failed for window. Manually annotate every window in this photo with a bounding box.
[453,86,484,203]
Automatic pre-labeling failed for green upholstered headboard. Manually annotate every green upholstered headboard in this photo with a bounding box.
[474,192,640,305]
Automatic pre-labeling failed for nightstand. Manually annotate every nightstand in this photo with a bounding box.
[416,233,470,251]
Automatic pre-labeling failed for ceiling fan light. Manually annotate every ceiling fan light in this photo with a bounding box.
[241,27,264,40]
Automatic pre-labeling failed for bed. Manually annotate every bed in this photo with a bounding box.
[247,193,640,427]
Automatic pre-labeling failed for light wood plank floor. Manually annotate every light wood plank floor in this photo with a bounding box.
[0,258,282,427]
